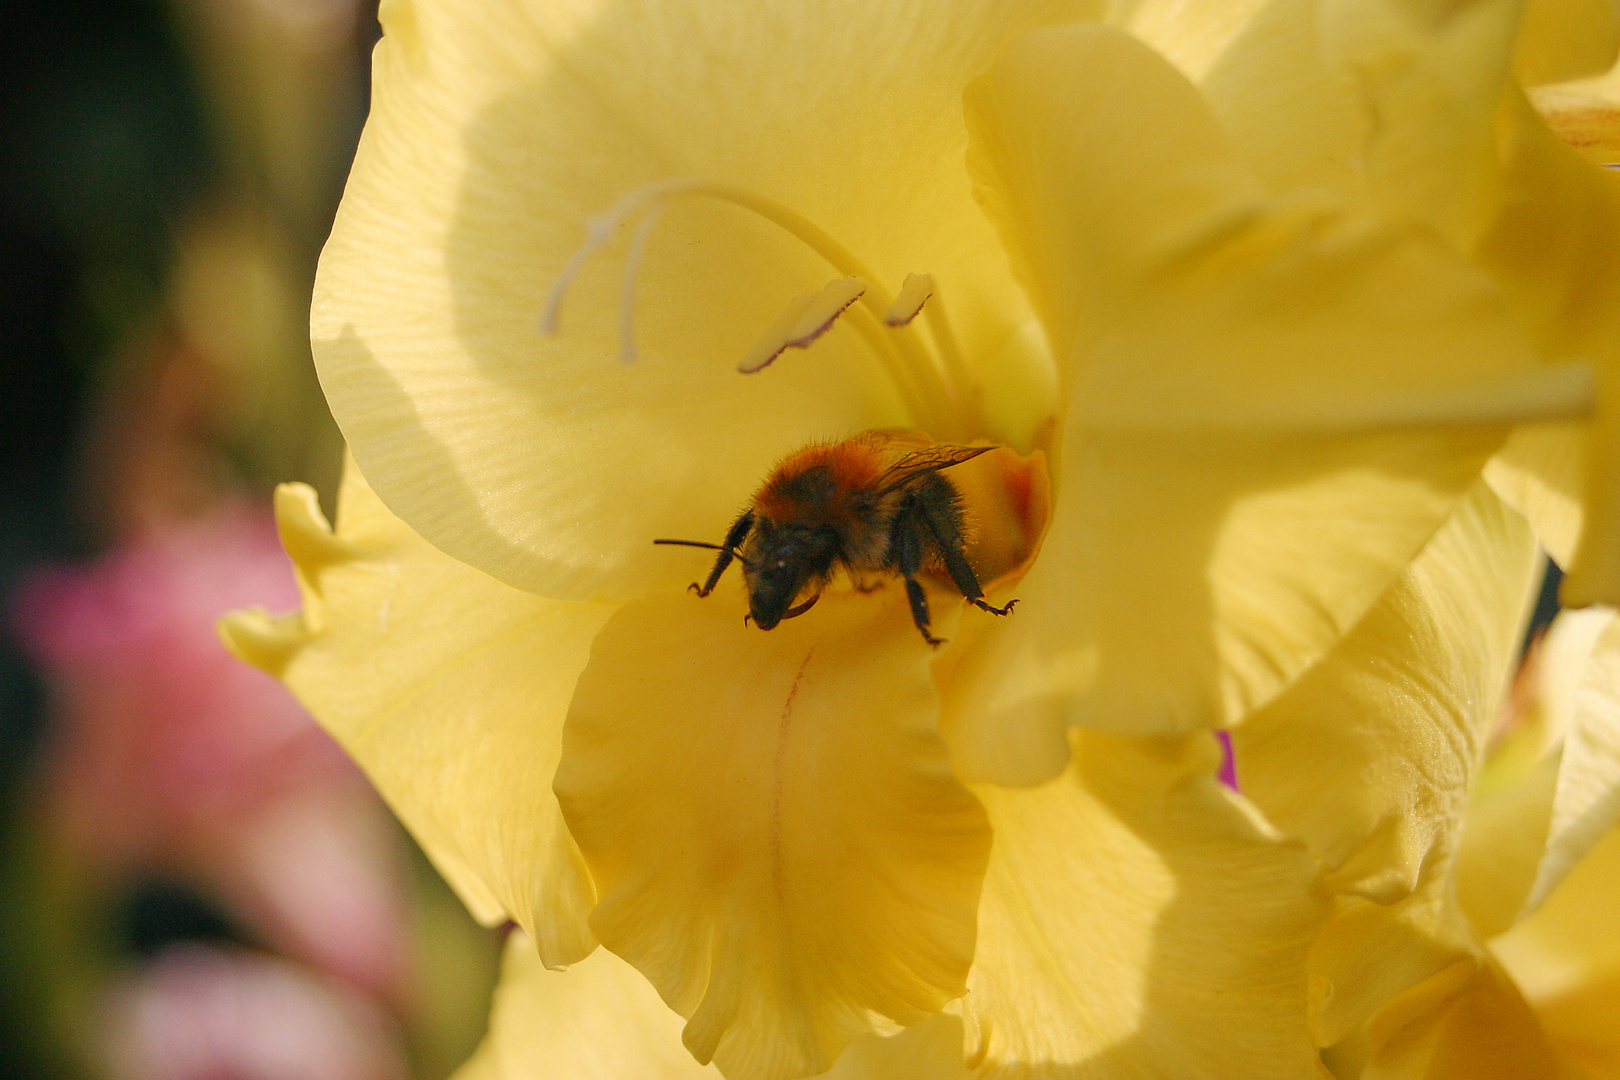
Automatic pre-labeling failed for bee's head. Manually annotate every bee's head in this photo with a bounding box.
[743,522,839,630]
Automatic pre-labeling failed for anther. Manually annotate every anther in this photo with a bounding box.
[738,277,867,374]
[884,273,934,327]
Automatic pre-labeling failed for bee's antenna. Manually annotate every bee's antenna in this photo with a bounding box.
[653,538,754,569]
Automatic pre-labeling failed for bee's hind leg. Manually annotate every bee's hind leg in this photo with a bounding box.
[892,510,945,647]
[914,480,1017,617]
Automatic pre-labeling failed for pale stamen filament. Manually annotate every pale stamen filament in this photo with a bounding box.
[843,303,961,437]
[617,203,664,364]
[542,178,978,435]
[919,290,989,434]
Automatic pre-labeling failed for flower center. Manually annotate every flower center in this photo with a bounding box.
[541,178,988,440]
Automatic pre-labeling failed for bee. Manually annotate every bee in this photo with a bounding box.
[654,430,1017,646]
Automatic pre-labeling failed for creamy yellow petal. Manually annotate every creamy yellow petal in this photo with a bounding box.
[969,25,1559,426]
[1313,889,1483,1055]
[1453,754,1561,941]
[220,464,612,966]
[1514,0,1620,87]
[313,0,1101,601]
[551,584,989,1080]
[1532,59,1620,163]
[961,730,1324,1079]
[1485,423,1587,568]
[1474,93,1620,604]
[1123,0,1272,81]
[1493,826,1620,1076]
[456,933,717,1080]
[941,430,1506,783]
[963,23,1260,377]
[816,1016,974,1080]
[1199,0,1369,202]
[1233,482,1536,900]
[1356,955,1575,1080]
[1318,0,1518,252]
[459,931,975,1080]
[1524,610,1620,910]
[1478,93,1620,390]
[1453,608,1620,938]
[947,21,1556,774]
[1229,483,1538,1040]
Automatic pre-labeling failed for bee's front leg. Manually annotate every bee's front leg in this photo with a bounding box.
[690,510,755,597]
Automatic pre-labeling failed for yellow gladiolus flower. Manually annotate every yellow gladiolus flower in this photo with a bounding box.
[220,0,1611,1075]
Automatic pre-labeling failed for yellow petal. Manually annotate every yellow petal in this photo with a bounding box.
[459,931,974,1080]
[963,23,1260,377]
[1493,825,1620,1076]
[1454,600,1620,940]
[313,0,1098,600]
[961,730,1324,1078]
[945,21,1559,774]
[941,429,1508,783]
[1313,890,1483,1058]
[1123,0,1272,82]
[457,932,717,1080]
[1514,0,1620,87]
[1318,0,1519,252]
[1474,94,1620,604]
[1199,0,1370,203]
[1524,610,1620,911]
[973,22,1565,427]
[1453,754,1561,941]
[1485,423,1587,569]
[1356,955,1575,1080]
[1235,482,1536,896]
[551,584,989,1080]
[1479,93,1620,385]
[1532,60,1620,164]
[220,463,613,966]
[1231,483,1539,1040]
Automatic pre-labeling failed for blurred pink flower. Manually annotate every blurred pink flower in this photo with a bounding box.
[13,503,410,998]
[100,943,408,1080]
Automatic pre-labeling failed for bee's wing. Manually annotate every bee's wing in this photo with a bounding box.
[876,443,994,495]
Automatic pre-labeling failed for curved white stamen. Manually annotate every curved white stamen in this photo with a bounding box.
[617,203,665,363]
[539,187,658,334]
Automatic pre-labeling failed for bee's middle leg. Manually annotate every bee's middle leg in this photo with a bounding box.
[916,490,1017,617]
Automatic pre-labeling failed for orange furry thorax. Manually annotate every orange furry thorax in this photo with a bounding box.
[750,438,894,527]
